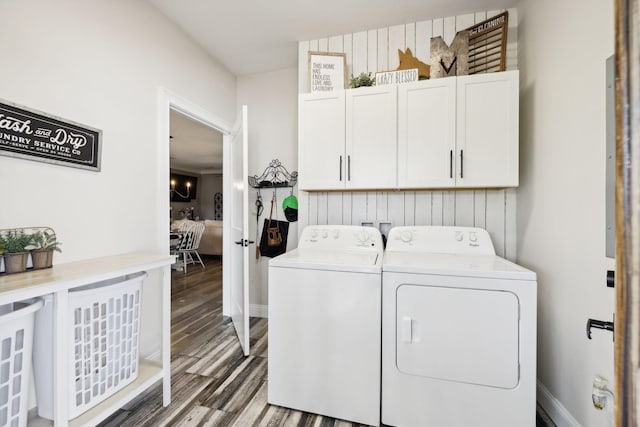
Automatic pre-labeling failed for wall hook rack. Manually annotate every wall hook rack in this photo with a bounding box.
[249,159,298,189]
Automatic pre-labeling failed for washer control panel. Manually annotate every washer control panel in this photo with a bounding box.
[386,226,495,255]
[299,225,382,250]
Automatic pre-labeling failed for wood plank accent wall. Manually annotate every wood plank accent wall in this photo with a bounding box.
[296,9,519,260]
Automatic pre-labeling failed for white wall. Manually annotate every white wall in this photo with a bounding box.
[297,9,519,260]
[237,68,299,309]
[0,1,236,359]
[517,1,615,425]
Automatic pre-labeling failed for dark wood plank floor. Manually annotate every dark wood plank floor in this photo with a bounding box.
[99,256,555,427]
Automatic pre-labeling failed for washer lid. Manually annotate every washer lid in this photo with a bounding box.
[270,248,382,274]
[383,252,536,281]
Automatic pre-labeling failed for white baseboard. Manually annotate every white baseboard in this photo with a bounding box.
[537,380,582,427]
[250,304,268,318]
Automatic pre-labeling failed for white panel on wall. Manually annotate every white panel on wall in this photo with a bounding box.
[298,9,519,260]
[317,192,328,224]
[344,33,353,77]
[474,190,487,229]
[506,8,518,71]
[367,30,378,73]
[318,38,328,52]
[352,31,368,75]
[329,35,343,52]
[414,192,432,226]
[504,188,517,260]
[388,192,404,226]
[327,192,343,224]
[341,193,352,225]
[377,27,389,72]
[415,20,432,64]
[454,190,475,226]
[456,14,475,31]
[405,23,416,55]
[431,191,444,226]
[443,16,456,45]
[376,192,388,221]
[388,24,405,70]
[404,192,416,226]
[432,18,444,39]
[443,191,455,226]
[366,192,378,221]
[299,41,310,93]
[485,190,506,256]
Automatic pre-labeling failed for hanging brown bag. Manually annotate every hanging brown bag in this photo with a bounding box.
[266,195,282,246]
[260,192,289,258]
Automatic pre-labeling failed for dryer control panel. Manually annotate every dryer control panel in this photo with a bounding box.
[387,226,495,255]
[299,225,383,251]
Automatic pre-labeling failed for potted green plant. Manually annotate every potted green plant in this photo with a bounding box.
[1,230,32,274]
[349,72,376,88]
[25,230,62,270]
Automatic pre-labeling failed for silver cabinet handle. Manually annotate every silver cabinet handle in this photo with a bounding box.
[449,150,453,178]
[339,155,343,181]
[348,155,351,181]
[460,149,464,179]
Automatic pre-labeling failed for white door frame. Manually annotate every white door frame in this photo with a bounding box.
[157,87,233,315]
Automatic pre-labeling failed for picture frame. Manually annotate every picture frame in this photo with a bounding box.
[308,52,347,93]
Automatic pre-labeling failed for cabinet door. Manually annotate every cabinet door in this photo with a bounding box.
[456,70,519,187]
[299,92,346,190]
[346,86,397,189]
[398,79,456,188]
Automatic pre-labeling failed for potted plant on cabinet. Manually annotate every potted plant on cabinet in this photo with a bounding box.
[1,230,32,274]
[25,229,62,270]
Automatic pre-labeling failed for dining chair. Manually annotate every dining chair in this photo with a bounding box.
[171,220,206,274]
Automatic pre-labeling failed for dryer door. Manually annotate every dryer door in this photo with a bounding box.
[396,284,519,389]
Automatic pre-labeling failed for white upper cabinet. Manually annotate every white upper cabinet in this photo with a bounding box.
[398,70,519,189]
[299,70,519,191]
[298,91,345,190]
[346,86,397,189]
[456,70,519,188]
[398,78,456,188]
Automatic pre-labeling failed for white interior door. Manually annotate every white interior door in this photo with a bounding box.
[230,105,250,355]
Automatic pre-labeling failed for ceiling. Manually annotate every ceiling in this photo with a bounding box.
[149,0,517,76]
[169,109,223,174]
[159,0,517,172]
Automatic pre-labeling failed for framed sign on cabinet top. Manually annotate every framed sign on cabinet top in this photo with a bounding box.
[308,52,347,93]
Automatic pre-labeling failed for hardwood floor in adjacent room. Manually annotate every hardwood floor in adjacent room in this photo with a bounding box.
[100,256,555,427]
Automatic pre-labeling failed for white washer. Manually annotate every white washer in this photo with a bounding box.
[382,226,537,427]
[268,225,383,426]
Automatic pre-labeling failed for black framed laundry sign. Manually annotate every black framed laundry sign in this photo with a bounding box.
[0,99,102,171]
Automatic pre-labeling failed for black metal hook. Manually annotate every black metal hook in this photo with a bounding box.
[586,318,614,340]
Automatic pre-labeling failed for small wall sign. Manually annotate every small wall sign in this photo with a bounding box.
[0,99,102,171]
[375,69,419,86]
[309,52,347,93]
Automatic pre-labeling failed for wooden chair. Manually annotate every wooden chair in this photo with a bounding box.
[171,220,206,274]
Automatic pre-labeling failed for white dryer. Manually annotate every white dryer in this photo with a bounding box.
[382,226,537,427]
[268,225,383,426]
